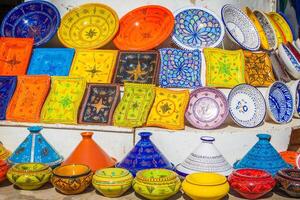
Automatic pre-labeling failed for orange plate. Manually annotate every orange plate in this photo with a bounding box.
[113,5,174,51]
[6,75,50,122]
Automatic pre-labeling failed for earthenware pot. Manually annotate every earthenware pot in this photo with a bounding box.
[51,164,93,195]
[132,169,181,200]
[182,172,229,200]
[0,160,9,183]
[92,168,133,197]
[228,169,275,199]
[280,151,299,167]
[275,169,300,197]
[6,163,52,190]
[0,142,11,161]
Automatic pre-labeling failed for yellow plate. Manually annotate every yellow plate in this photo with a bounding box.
[268,12,293,43]
[266,13,286,47]
[58,3,119,49]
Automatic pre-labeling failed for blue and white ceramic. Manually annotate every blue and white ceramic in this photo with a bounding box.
[234,134,291,176]
[295,39,300,52]
[221,4,260,51]
[287,80,300,118]
[8,126,64,167]
[1,1,60,46]
[279,11,297,40]
[116,132,174,176]
[228,84,266,128]
[27,48,75,76]
[266,81,294,124]
[0,76,17,120]
[172,7,224,50]
[159,48,201,88]
[278,44,300,79]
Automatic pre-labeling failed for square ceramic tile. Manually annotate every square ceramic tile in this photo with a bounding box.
[0,76,17,120]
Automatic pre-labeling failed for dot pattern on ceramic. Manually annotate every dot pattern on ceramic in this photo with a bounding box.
[0,76,17,120]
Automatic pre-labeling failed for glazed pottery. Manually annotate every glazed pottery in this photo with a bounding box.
[279,11,296,40]
[113,5,174,50]
[275,169,300,197]
[6,163,52,190]
[172,7,224,50]
[0,160,9,183]
[280,151,299,167]
[116,132,173,176]
[133,169,181,200]
[266,13,286,45]
[0,76,17,120]
[279,44,300,79]
[287,80,300,118]
[266,81,293,124]
[182,172,229,200]
[221,4,260,51]
[228,169,275,199]
[0,142,11,161]
[1,1,60,46]
[93,168,133,197]
[228,84,266,128]
[268,12,293,43]
[185,87,228,129]
[8,126,63,167]
[51,164,93,194]
[287,42,300,62]
[58,3,118,49]
[176,136,233,177]
[297,154,300,169]
[269,52,291,83]
[234,134,291,176]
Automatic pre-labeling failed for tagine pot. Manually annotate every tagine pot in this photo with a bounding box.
[228,169,275,199]
[116,132,174,176]
[280,151,299,168]
[0,160,9,183]
[275,169,300,197]
[62,132,116,172]
[0,142,11,160]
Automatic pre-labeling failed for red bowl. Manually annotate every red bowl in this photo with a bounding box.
[0,159,9,183]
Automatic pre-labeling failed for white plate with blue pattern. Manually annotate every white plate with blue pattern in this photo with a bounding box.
[278,44,300,79]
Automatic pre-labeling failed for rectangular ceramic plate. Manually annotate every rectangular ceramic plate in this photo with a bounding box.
[0,76,17,120]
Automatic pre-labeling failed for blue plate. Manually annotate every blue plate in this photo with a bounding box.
[27,48,75,76]
[1,0,60,46]
[0,76,17,120]
[279,11,297,41]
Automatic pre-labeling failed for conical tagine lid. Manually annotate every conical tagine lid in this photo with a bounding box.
[116,132,174,176]
[0,141,11,160]
[176,136,233,177]
[62,132,116,172]
[234,134,291,176]
[8,126,63,167]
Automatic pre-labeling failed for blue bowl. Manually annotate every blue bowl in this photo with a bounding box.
[1,0,61,46]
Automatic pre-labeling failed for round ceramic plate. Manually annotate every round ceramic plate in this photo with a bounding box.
[221,4,260,51]
[1,0,60,46]
[185,87,228,129]
[172,7,224,50]
[228,84,266,128]
[266,81,293,124]
[58,3,119,49]
[113,5,174,50]
[280,11,297,40]
[269,12,293,43]
[278,44,300,79]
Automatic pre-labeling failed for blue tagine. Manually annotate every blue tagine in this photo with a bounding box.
[8,126,63,167]
[116,132,174,176]
[234,134,291,176]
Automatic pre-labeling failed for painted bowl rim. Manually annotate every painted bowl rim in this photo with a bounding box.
[232,168,272,179]
[135,168,178,182]
[52,164,92,178]
[277,169,300,181]
[185,172,227,186]
[94,167,131,178]
[11,162,50,173]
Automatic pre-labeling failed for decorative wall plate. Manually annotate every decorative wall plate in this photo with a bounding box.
[113,5,174,50]
[159,48,201,88]
[228,84,266,128]
[269,52,291,83]
[146,88,189,130]
[79,84,120,125]
[268,12,293,43]
[278,44,300,79]
[279,11,296,40]
[287,80,300,118]
[266,81,293,124]
[253,10,277,50]
[1,1,60,46]
[0,37,33,75]
[70,50,118,83]
[204,48,245,88]
[172,7,224,50]
[185,88,228,129]
[266,13,286,46]
[0,76,17,120]
[58,3,119,49]
[41,77,86,124]
[244,51,275,87]
[221,4,260,51]
[6,75,50,122]
[287,42,300,62]
[113,83,155,128]
[113,51,159,85]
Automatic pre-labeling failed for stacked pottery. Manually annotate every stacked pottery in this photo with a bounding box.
[0,160,9,183]
[275,169,300,197]
[0,142,11,160]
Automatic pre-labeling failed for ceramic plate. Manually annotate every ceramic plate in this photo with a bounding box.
[221,4,260,51]
[185,87,228,129]
[113,5,174,50]
[278,44,300,79]
[288,80,300,118]
[58,3,119,49]
[296,39,300,51]
[266,13,286,45]
[172,7,224,50]
[269,12,293,43]
[228,84,266,128]
[279,11,296,40]
[269,52,291,83]
[266,81,293,124]
[1,1,60,46]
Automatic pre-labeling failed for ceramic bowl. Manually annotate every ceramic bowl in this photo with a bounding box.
[1,0,60,46]
[172,7,224,50]
[92,168,133,197]
[0,160,9,183]
[275,169,300,197]
[51,164,93,194]
[278,44,300,79]
[280,151,299,167]
[269,52,291,83]
[268,12,293,43]
[221,4,260,51]
[287,80,300,118]
[279,11,296,40]
[0,142,11,161]
[133,169,181,200]
[182,172,229,200]
[6,163,52,190]
[228,169,275,199]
